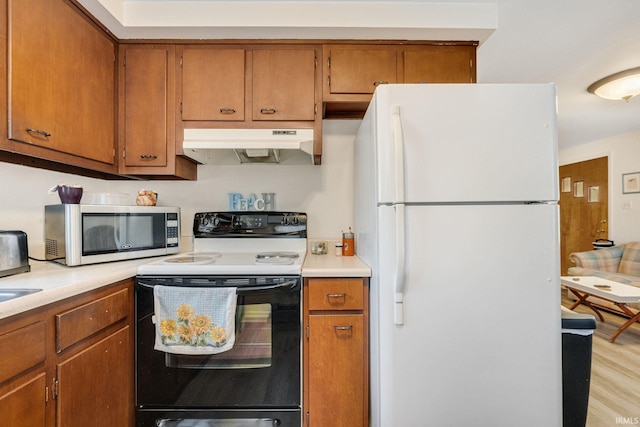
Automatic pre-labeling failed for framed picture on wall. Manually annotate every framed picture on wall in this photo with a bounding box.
[573,181,584,197]
[622,172,640,194]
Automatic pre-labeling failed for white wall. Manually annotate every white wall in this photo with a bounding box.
[559,128,640,243]
[0,120,360,257]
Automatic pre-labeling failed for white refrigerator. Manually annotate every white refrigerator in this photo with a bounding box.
[354,84,562,427]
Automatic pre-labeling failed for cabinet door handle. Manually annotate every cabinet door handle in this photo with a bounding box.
[26,128,51,138]
[327,293,346,299]
[140,154,158,160]
[219,108,236,114]
[334,325,353,331]
[373,81,389,86]
[260,107,277,115]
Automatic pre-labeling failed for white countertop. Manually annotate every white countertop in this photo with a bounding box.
[0,252,372,321]
[302,253,371,278]
[0,258,152,321]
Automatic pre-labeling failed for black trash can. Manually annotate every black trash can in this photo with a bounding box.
[561,307,597,427]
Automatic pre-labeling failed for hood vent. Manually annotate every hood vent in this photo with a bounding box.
[183,128,315,165]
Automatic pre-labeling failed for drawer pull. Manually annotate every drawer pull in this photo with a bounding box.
[220,108,236,114]
[260,107,277,115]
[26,128,51,138]
[327,293,346,299]
[140,154,158,160]
[373,81,389,86]
[334,325,353,331]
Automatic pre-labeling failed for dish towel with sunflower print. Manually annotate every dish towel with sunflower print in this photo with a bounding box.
[152,285,238,355]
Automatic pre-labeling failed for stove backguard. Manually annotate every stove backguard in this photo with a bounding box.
[192,212,306,238]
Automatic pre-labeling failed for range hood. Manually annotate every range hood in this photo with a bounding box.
[183,128,315,165]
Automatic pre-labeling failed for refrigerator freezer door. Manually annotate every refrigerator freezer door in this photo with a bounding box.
[372,84,559,204]
[372,203,562,427]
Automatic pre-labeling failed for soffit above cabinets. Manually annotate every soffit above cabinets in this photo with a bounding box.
[76,0,497,42]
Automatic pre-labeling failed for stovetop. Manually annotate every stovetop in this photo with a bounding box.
[137,212,307,276]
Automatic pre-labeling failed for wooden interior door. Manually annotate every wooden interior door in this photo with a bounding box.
[559,156,609,274]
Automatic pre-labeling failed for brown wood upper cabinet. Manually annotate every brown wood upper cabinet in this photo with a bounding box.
[5,0,117,171]
[326,47,399,95]
[322,43,477,118]
[177,44,323,164]
[180,46,318,123]
[181,47,246,121]
[252,48,317,121]
[403,45,477,84]
[121,46,172,169]
[119,45,196,179]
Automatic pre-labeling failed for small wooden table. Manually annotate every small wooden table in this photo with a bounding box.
[561,276,640,343]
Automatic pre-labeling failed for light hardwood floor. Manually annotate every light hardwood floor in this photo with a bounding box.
[561,291,640,426]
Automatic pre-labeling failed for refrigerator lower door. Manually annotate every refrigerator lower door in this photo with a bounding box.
[372,203,562,427]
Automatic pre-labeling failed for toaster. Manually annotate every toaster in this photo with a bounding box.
[0,230,31,278]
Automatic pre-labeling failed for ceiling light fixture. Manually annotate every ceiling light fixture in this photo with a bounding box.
[588,67,640,102]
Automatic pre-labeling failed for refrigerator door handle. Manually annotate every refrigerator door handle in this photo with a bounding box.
[391,105,405,203]
[394,204,406,325]
[391,105,407,325]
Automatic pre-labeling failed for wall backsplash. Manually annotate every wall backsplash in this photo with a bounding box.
[0,120,360,257]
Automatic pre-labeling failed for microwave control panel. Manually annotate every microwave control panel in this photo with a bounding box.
[166,212,180,246]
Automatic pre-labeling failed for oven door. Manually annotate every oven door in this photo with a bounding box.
[135,276,301,409]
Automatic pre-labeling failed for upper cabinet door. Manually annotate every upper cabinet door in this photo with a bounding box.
[403,46,476,84]
[8,0,116,165]
[181,48,246,121]
[327,47,398,95]
[122,46,172,168]
[252,49,316,121]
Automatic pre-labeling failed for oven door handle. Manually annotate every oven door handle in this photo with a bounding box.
[136,279,299,292]
[238,280,299,293]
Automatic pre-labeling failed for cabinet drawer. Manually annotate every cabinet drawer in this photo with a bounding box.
[56,288,129,353]
[308,279,363,311]
[0,322,46,384]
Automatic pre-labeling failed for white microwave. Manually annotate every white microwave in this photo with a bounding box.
[45,204,180,266]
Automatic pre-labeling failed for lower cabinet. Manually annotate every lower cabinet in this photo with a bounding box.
[56,326,130,426]
[0,279,134,427]
[303,278,369,427]
[0,373,47,426]
[0,321,47,427]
